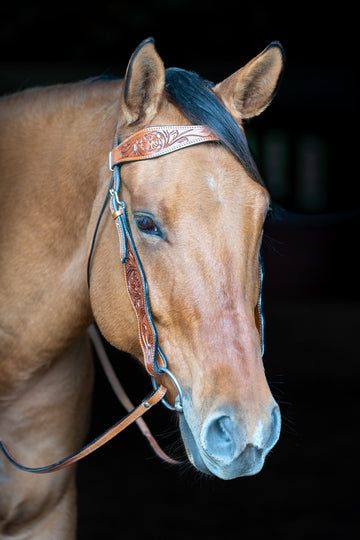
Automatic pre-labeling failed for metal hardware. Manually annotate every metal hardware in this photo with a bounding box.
[109,188,122,206]
[109,151,114,171]
[152,367,184,412]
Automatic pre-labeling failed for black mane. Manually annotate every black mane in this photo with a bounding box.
[165,67,263,185]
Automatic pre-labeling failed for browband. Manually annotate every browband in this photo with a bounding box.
[110,125,219,168]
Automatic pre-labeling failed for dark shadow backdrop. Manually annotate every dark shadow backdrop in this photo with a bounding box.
[1,2,359,538]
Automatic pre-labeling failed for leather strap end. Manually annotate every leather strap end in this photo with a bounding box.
[144,384,167,405]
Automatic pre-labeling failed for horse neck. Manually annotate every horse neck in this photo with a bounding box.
[0,80,122,362]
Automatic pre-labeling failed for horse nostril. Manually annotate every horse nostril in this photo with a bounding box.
[200,406,281,469]
[252,405,281,451]
[201,415,244,465]
[211,416,232,444]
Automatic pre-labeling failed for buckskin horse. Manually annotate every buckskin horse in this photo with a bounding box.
[0,38,284,538]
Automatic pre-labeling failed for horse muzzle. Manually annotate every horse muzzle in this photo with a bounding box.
[179,395,281,480]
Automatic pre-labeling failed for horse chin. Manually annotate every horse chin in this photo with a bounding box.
[179,400,271,480]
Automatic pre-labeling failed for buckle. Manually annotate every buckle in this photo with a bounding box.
[108,151,114,171]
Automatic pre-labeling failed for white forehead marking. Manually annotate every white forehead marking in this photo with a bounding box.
[206,173,223,205]
[207,174,217,193]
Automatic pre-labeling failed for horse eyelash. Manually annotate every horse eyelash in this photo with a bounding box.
[133,212,166,239]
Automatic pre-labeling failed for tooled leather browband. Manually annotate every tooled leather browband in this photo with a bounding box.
[110,125,219,168]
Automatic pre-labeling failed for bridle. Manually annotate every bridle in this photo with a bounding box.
[0,125,264,472]
[108,125,220,412]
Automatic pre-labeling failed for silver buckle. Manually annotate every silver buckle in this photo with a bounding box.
[108,151,114,171]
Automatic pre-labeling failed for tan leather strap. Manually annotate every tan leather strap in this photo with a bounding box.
[88,325,181,465]
[110,125,219,168]
[0,385,167,473]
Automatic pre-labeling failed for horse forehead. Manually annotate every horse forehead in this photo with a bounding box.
[178,146,267,203]
[175,154,270,223]
[203,169,268,208]
[127,144,269,221]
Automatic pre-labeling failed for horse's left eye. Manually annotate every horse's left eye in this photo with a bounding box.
[134,213,163,237]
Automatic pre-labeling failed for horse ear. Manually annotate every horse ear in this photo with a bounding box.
[214,42,284,121]
[121,38,165,125]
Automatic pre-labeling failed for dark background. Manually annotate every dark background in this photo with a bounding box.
[2,1,359,538]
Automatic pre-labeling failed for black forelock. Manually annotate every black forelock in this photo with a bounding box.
[165,67,263,185]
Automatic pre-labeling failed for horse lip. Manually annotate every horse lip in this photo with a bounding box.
[178,408,213,476]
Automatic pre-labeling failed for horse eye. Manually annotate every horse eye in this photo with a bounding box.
[133,213,162,236]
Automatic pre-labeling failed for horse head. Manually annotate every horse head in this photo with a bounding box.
[89,39,284,480]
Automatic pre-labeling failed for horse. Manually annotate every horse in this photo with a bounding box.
[0,38,284,538]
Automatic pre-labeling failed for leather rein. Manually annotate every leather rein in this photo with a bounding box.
[0,125,264,473]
